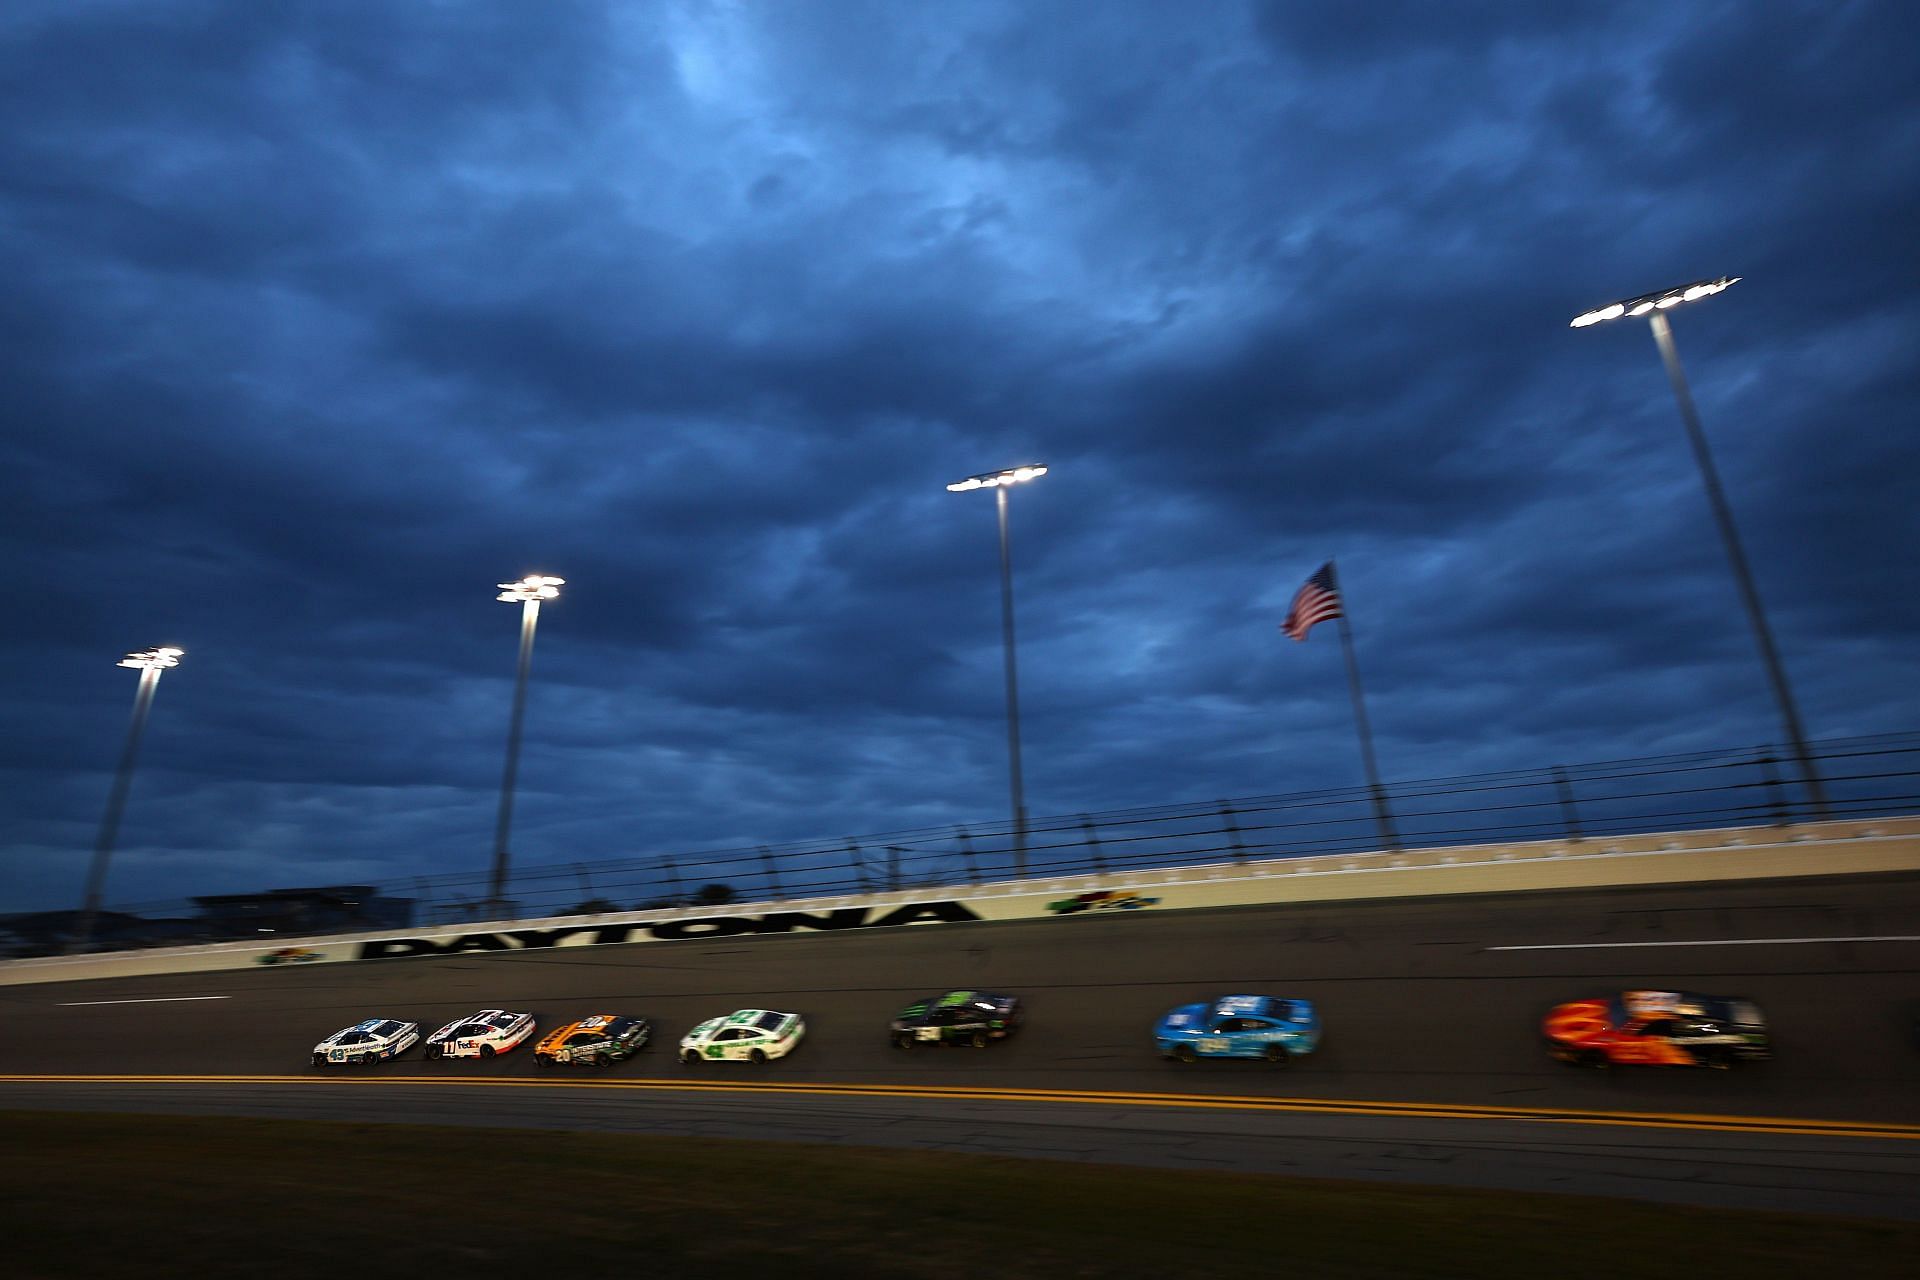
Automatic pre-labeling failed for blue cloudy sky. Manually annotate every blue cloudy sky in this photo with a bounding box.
[3,0,1916,913]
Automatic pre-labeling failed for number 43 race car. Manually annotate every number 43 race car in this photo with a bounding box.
[312,1018,419,1067]
[1544,990,1770,1069]
[1156,995,1321,1066]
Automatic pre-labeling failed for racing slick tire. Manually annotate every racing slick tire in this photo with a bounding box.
[533,1054,551,1068]
[311,1054,325,1068]
[479,1044,496,1059]
[749,1048,769,1064]
[357,1053,375,1065]
[970,1031,990,1049]
[595,1052,613,1068]
[1173,1044,1197,1064]
[1577,1049,1609,1069]
[682,1048,702,1065]
[893,1034,913,1051]
[1263,1044,1291,1068]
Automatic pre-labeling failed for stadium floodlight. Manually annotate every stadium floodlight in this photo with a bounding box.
[948,464,1049,874]
[488,574,564,916]
[74,646,187,952]
[1570,276,1826,817]
[946,464,1049,493]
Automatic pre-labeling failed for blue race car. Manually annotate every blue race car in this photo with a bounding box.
[1155,994,1320,1066]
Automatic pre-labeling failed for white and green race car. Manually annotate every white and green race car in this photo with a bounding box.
[679,1009,806,1064]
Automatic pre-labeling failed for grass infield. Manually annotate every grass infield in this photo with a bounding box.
[1,1110,1914,1278]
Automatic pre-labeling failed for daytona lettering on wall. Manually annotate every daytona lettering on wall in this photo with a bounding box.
[354,901,983,960]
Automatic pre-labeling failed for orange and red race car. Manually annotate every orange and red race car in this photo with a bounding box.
[1543,990,1770,1069]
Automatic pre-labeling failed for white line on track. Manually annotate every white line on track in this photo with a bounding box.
[57,995,233,1007]
[1487,935,1920,952]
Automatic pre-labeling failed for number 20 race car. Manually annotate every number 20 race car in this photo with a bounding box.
[533,1014,651,1067]
[1155,994,1321,1066]
[890,990,1023,1049]
[1544,990,1770,1069]
[422,1008,536,1060]
[680,1009,805,1063]
[312,1017,419,1067]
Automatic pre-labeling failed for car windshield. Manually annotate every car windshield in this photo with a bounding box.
[755,1012,785,1031]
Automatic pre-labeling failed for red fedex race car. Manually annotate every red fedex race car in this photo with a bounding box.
[1543,990,1771,1069]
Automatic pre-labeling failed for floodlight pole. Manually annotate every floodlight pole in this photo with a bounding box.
[995,484,1030,874]
[1647,311,1828,818]
[488,574,563,917]
[74,651,177,953]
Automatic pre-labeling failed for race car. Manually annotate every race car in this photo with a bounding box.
[311,1017,419,1067]
[422,1008,536,1060]
[1543,989,1770,1069]
[1155,994,1321,1065]
[680,1009,805,1064]
[890,990,1023,1049]
[533,1014,651,1067]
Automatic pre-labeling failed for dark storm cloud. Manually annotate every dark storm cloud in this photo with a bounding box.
[2,1,1916,914]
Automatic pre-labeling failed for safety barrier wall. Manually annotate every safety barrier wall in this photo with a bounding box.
[5,815,1918,987]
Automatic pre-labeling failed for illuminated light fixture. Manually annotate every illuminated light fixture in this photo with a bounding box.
[497,574,565,603]
[1569,276,1740,328]
[946,464,1049,493]
[117,646,184,671]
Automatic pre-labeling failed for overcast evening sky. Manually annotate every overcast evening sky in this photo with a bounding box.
[2,1,1916,914]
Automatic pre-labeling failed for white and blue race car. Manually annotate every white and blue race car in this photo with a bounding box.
[680,1009,806,1064]
[1155,995,1320,1066]
[312,1017,419,1067]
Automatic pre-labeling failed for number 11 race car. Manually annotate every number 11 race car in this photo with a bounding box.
[423,1009,536,1060]
[1155,995,1321,1066]
[1544,990,1771,1069]
[312,1018,419,1067]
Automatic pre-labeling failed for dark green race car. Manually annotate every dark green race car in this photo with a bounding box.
[890,990,1023,1049]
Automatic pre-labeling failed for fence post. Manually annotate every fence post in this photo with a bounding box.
[1756,749,1792,827]
[1079,816,1108,876]
[758,846,784,900]
[1552,767,1585,842]
[660,855,685,904]
[1219,802,1247,863]
[954,826,979,884]
[845,840,872,894]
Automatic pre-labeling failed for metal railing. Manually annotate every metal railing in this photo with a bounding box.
[18,731,1920,953]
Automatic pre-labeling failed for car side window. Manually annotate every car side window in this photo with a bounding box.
[1639,1019,1672,1037]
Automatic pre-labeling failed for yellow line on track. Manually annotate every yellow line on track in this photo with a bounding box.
[3,1074,1917,1142]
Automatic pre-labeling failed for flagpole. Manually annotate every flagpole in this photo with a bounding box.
[1328,561,1401,853]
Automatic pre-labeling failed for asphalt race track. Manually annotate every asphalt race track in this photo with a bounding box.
[5,873,1920,1218]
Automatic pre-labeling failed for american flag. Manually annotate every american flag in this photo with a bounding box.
[1280,562,1342,641]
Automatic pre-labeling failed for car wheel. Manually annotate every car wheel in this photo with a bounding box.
[1263,1044,1291,1067]
[311,1054,325,1068]
[1174,1044,1197,1064]
[683,1049,701,1065]
[357,1053,374,1065]
[970,1031,990,1049]
[479,1044,495,1059]
[1578,1049,1609,1069]
[749,1048,768,1064]
[596,1052,613,1068]
[893,1034,912,1050]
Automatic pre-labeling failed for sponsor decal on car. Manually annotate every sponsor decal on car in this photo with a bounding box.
[258,947,322,965]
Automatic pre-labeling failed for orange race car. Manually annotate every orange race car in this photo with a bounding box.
[1543,990,1770,1069]
[533,1014,651,1067]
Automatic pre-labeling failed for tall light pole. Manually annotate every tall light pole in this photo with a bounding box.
[1572,277,1828,818]
[948,464,1047,874]
[73,646,184,953]
[489,573,563,917]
